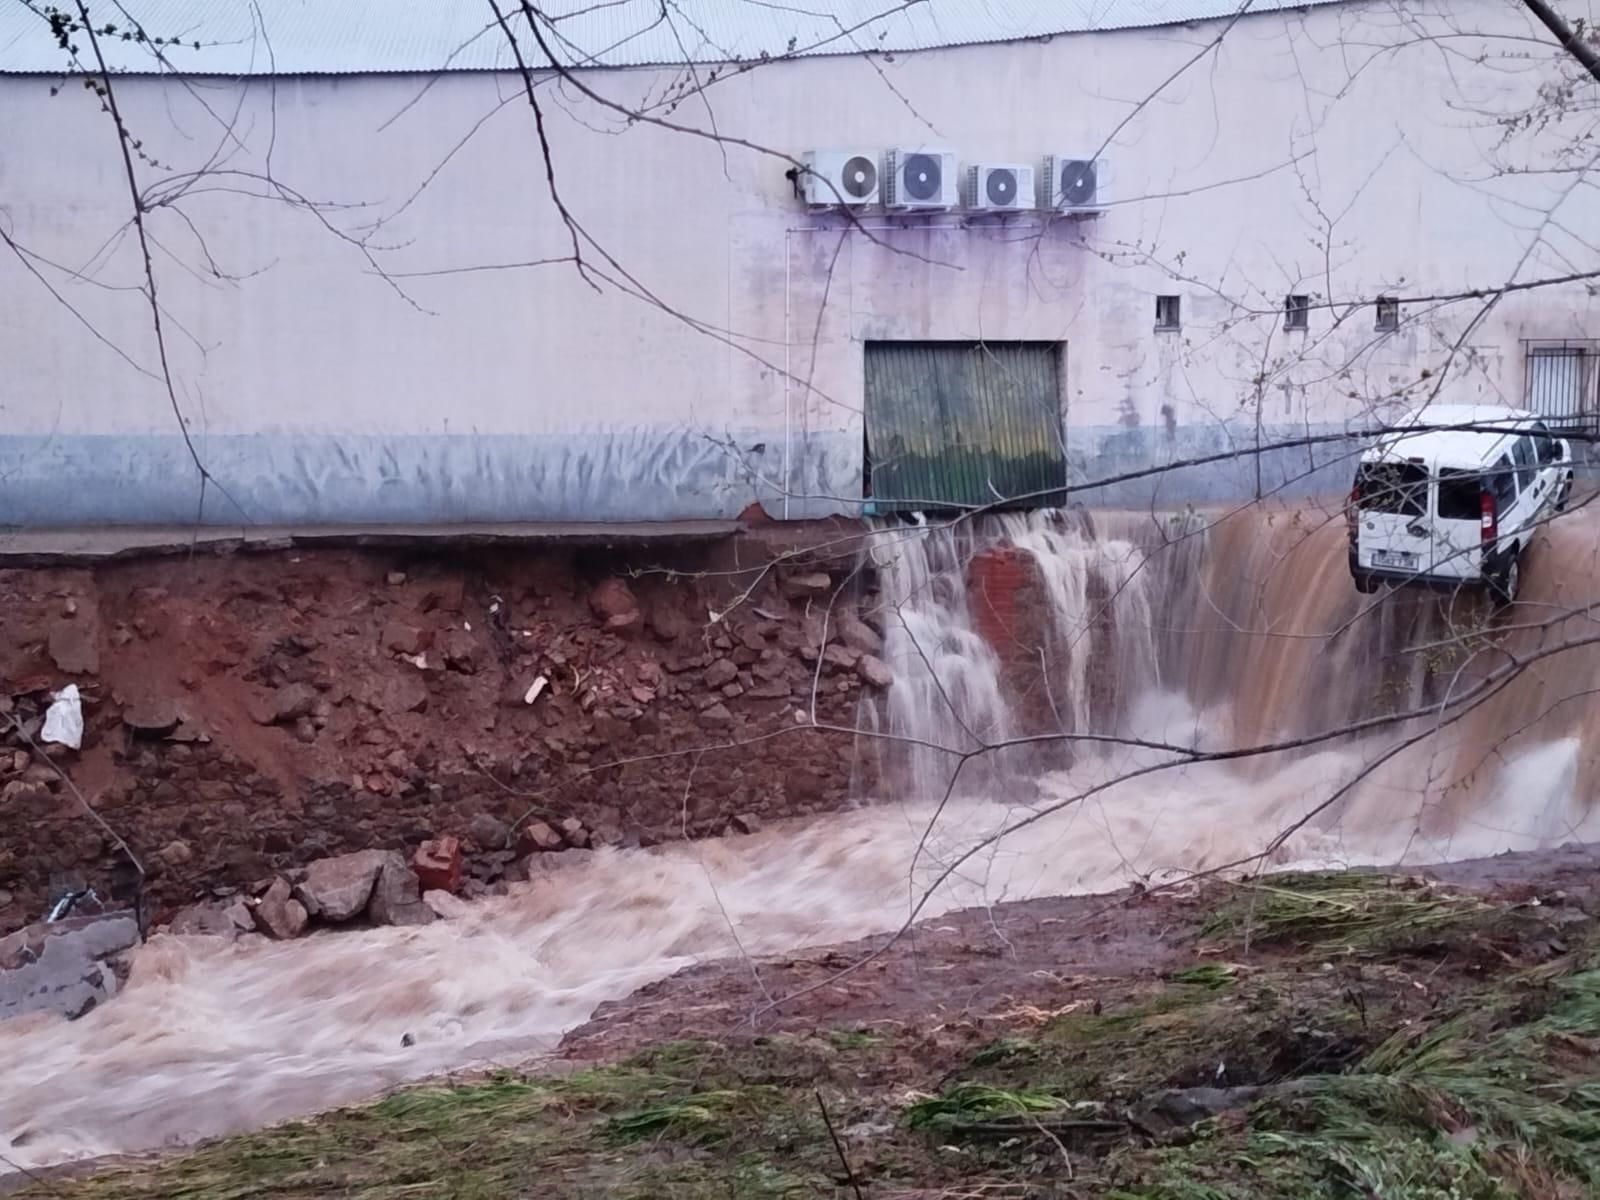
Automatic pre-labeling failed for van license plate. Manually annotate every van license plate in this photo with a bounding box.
[1373,550,1417,569]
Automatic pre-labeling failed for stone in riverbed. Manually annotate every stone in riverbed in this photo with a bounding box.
[294,850,388,922]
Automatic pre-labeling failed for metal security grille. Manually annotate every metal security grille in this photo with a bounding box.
[863,341,1066,512]
[1524,342,1599,431]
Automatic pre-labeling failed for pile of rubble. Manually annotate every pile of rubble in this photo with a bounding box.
[2,544,885,936]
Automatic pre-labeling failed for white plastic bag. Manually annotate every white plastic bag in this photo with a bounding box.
[41,684,83,750]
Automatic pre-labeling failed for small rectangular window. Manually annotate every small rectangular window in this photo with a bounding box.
[1374,297,1400,332]
[1154,295,1181,331]
[1284,294,1310,331]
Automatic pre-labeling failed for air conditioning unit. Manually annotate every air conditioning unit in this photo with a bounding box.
[1039,154,1106,213]
[964,162,1035,212]
[799,150,880,208]
[884,148,958,210]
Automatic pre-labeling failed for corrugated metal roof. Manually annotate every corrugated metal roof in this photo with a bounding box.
[0,1,1351,76]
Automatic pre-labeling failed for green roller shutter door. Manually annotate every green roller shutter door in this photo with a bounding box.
[864,341,1066,512]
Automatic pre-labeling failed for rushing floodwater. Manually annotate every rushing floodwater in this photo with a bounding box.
[4,503,1599,1171]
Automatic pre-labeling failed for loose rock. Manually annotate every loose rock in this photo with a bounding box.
[168,900,242,939]
[467,812,511,850]
[836,612,883,654]
[250,683,319,726]
[47,620,99,675]
[382,621,425,657]
[295,850,387,922]
[366,852,435,926]
[438,629,478,674]
[518,820,563,853]
[423,890,472,921]
[822,643,861,671]
[355,673,429,715]
[254,878,309,939]
[157,839,194,869]
[122,696,182,736]
[856,654,894,690]
[589,578,640,625]
[0,912,139,1021]
[704,659,739,688]
[781,571,832,599]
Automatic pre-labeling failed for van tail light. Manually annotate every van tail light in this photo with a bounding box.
[1346,486,1360,539]
[1480,489,1497,543]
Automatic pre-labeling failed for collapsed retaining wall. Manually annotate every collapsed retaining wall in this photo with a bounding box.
[0,529,883,933]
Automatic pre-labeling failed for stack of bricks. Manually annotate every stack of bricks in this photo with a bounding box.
[966,546,1036,669]
[966,544,1075,766]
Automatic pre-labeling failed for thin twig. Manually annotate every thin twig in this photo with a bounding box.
[814,1089,865,1200]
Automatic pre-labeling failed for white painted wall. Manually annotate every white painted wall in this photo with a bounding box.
[1,0,1597,524]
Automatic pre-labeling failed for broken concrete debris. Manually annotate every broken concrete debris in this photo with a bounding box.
[0,911,140,1021]
[2,544,869,936]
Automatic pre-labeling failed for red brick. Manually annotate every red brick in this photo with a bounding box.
[412,835,463,894]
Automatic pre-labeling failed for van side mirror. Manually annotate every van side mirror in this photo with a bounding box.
[1539,438,1560,464]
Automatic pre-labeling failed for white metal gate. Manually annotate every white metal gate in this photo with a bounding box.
[1524,342,1598,431]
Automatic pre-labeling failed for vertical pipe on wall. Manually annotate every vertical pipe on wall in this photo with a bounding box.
[783,229,793,520]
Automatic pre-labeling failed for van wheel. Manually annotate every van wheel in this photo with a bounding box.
[1489,552,1521,606]
[1353,572,1377,595]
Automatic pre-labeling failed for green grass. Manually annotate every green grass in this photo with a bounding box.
[1104,957,1600,1199]
[904,1082,1073,1131]
[1200,870,1497,955]
[1167,963,1238,990]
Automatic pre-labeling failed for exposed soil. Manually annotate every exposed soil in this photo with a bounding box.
[561,840,1600,1063]
[0,526,883,932]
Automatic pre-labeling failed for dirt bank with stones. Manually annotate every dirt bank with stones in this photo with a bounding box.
[0,526,888,933]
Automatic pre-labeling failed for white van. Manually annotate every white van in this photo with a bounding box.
[1346,404,1574,603]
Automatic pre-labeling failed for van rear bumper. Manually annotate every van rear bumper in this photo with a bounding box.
[1347,548,1500,593]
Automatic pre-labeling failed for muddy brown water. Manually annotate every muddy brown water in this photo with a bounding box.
[3,502,1598,1172]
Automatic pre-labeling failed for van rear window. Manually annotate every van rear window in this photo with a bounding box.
[1355,462,1427,517]
[1437,470,1482,520]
